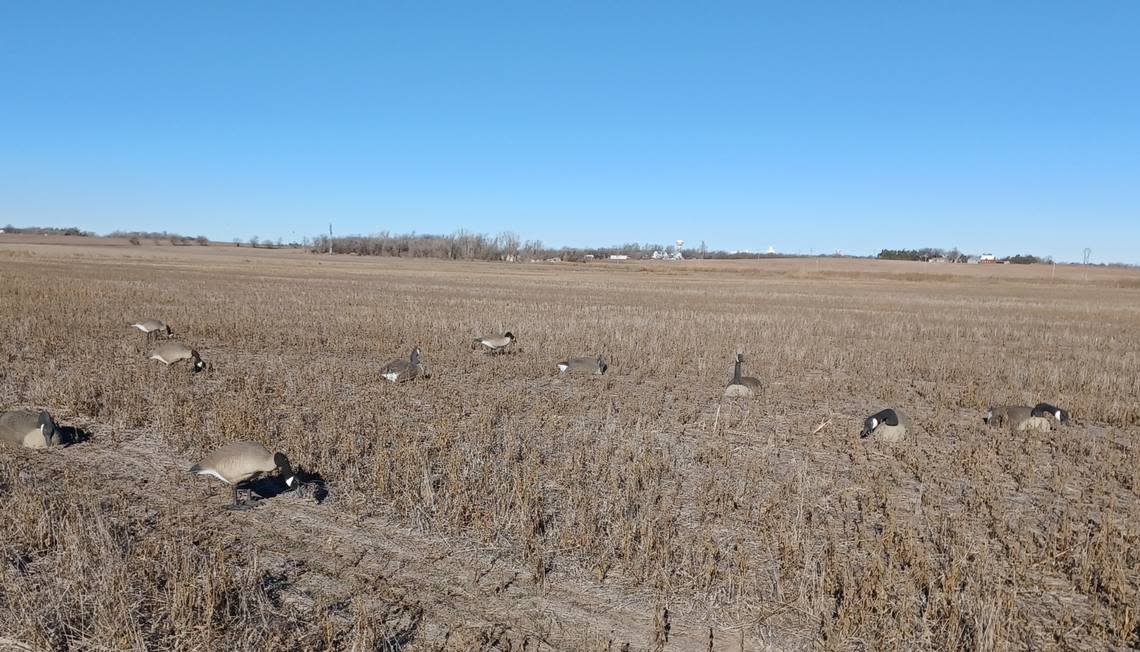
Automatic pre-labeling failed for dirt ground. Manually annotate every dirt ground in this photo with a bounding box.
[1,239,1138,650]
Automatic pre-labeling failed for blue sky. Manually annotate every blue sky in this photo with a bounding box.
[1,2,1137,262]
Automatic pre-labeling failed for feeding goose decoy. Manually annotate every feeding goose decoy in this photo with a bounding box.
[149,341,206,372]
[557,354,607,375]
[724,352,763,397]
[380,346,428,383]
[859,408,909,442]
[473,332,516,354]
[0,409,63,449]
[189,441,296,510]
[984,402,1070,431]
[130,319,172,341]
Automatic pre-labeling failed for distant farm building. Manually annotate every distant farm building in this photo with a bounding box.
[608,254,629,260]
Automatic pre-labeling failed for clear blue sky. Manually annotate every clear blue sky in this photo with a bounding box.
[2,2,1137,262]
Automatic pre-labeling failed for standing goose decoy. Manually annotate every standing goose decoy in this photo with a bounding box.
[557,354,607,375]
[130,319,172,342]
[189,441,296,510]
[0,409,63,449]
[473,332,516,354]
[724,352,763,397]
[149,341,206,372]
[380,346,428,383]
[984,402,1070,432]
[859,408,909,442]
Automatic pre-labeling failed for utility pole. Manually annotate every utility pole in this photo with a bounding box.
[328,223,333,255]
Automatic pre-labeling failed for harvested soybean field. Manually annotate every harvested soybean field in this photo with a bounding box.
[1,240,1138,651]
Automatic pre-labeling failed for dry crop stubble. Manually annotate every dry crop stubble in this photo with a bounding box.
[1,242,1138,649]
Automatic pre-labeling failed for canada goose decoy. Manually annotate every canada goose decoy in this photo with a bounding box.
[380,346,427,383]
[473,332,516,354]
[984,402,1070,431]
[149,341,206,372]
[130,319,172,341]
[557,354,607,375]
[724,352,763,397]
[0,409,63,449]
[190,441,296,510]
[859,408,909,442]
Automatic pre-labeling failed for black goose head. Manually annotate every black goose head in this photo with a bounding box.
[410,347,422,364]
[503,331,515,341]
[1032,403,1069,424]
[190,352,205,373]
[164,324,173,337]
[860,408,898,438]
[38,411,59,447]
[274,452,297,488]
[596,354,608,374]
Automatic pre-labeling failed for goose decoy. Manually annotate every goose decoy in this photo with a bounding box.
[724,352,763,397]
[130,319,172,341]
[557,354,607,375]
[473,332,516,354]
[984,402,1069,431]
[859,408,909,442]
[190,441,296,510]
[380,346,427,383]
[149,341,205,372]
[0,409,63,449]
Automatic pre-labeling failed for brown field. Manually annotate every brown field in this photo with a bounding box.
[1,238,1138,651]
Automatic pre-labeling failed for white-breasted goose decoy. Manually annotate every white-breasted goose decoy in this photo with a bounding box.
[0,409,63,449]
[473,332,516,354]
[860,408,909,442]
[984,402,1070,431]
[149,341,206,372]
[724,352,763,397]
[557,354,607,375]
[130,319,172,342]
[380,346,427,383]
[190,441,296,510]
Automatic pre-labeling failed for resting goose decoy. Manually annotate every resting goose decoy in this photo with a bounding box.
[724,352,763,397]
[558,354,607,375]
[380,346,427,383]
[984,402,1070,431]
[130,319,172,341]
[860,408,909,442]
[149,341,205,372]
[190,441,296,510]
[473,332,516,354]
[0,409,63,449]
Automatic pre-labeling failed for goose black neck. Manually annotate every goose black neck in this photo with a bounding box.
[732,358,742,384]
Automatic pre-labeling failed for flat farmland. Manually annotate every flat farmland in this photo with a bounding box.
[1,239,1138,650]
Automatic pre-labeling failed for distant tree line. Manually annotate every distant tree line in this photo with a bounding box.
[108,230,209,246]
[877,247,1052,264]
[1,224,92,236]
[308,230,810,262]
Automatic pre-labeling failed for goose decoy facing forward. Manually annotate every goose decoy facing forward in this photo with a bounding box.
[558,354,607,375]
[724,352,763,397]
[149,341,205,372]
[130,319,172,342]
[473,332,516,354]
[984,402,1069,431]
[190,441,296,510]
[860,408,909,442]
[0,409,63,449]
[380,346,428,383]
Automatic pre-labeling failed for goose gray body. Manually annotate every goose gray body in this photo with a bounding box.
[130,319,171,340]
[985,403,1069,431]
[473,332,516,353]
[380,347,427,383]
[558,354,607,375]
[190,441,296,508]
[724,353,762,397]
[860,408,909,442]
[0,410,62,449]
[149,342,205,371]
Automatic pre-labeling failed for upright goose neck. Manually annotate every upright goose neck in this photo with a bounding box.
[732,358,742,384]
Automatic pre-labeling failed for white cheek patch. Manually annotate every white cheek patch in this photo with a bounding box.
[871,418,879,429]
[558,363,569,372]
[1055,410,1062,420]
[286,476,295,487]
